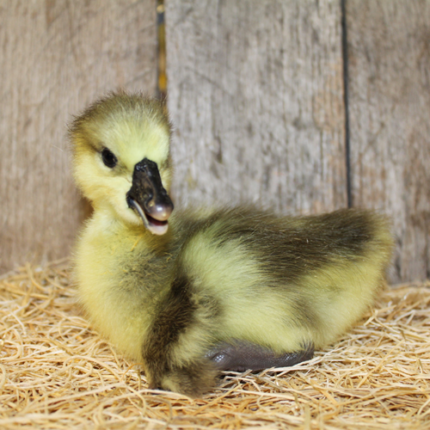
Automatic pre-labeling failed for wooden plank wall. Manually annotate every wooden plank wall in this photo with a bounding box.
[347,0,430,282]
[166,0,347,214]
[1,0,429,284]
[166,0,430,284]
[0,0,157,273]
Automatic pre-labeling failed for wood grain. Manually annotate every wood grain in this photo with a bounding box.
[166,0,347,214]
[3,0,427,283]
[347,0,430,282]
[0,0,157,273]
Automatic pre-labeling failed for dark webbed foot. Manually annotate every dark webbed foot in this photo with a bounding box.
[206,340,314,372]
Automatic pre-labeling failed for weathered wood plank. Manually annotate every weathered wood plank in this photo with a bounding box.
[166,0,347,214]
[0,0,157,273]
[347,0,430,282]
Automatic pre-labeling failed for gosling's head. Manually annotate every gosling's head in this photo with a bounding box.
[70,93,174,235]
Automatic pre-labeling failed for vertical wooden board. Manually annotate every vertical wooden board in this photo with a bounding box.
[0,0,157,273]
[166,0,346,215]
[347,0,430,282]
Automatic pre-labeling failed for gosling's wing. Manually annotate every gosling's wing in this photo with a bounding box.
[171,206,392,354]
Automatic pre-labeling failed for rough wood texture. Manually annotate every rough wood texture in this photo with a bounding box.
[347,0,430,282]
[166,0,347,214]
[0,0,157,273]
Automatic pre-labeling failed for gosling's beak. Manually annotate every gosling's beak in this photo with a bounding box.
[126,158,174,235]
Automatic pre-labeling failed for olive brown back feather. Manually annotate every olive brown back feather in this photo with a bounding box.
[70,93,393,396]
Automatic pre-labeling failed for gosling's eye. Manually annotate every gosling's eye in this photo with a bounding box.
[101,148,118,168]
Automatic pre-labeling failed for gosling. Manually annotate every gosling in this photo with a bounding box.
[70,92,393,396]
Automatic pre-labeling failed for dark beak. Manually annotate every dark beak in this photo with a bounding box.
[126,158,174,235]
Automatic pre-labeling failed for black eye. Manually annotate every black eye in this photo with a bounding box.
[101,148,117,168]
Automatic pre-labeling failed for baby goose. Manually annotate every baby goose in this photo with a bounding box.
[70,93,393,396]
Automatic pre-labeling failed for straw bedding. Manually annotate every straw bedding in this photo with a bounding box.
[0,262,429,430]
